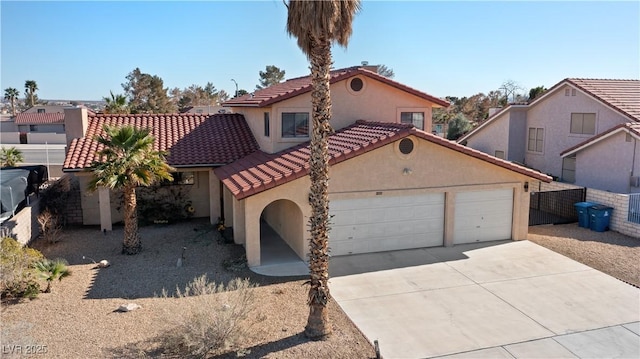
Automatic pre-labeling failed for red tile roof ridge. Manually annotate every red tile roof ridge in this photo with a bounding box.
[215,121,550,200]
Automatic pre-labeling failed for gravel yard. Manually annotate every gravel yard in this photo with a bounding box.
[2,220,638,359]
[528,224,640,287]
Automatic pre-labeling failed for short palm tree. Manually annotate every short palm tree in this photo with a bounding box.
[286,0,361,340]
[103,91,130,114]
[34,258,71,293]
[24,80,38,107]
[0,146,24,167]
[4,87,20,116]
[88,125,174,254]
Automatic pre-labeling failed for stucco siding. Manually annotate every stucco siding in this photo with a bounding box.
[231,76,439,154]
[525,85,631,177]
[465,112,510,159]
[234,135,535,266]
[508,110,527,163]
[575,132,639,193]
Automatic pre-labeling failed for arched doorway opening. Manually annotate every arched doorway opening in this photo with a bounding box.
[260,199,305,266]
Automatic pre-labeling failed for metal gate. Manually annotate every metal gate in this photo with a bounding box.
[529,187,586,226]
[629,193,640,224]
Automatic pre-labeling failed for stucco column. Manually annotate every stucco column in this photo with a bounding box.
[209,169,218,225]
[443,192,456,247]
[98,187,112,232]
[245,213,260,267]
[512,185,526,240]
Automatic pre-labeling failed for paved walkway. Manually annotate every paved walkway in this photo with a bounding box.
[329,240,640,359]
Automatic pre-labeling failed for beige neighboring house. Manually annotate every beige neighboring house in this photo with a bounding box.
[64,66,551,268]
[459,79,640,193]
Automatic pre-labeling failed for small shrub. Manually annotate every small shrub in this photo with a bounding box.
[34,258,71,293]
[0,237,43,300]
[159,276,256,358]
[37,210,63,244]
[39,175,79,226]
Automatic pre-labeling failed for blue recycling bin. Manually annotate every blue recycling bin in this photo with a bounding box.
[574,202,596,228]
[588,205,614,232]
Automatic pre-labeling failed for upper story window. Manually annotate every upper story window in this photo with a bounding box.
[282,112,309,138]
[528,127,544,153]
[264,112,270,137]
[37,109,45,113]
[570,113,595,135]
[400,112,424,130]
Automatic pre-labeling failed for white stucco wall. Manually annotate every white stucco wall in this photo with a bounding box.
[525,85,631,177]
[574,132,640,193]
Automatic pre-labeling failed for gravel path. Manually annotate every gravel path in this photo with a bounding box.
[528,224,640,287]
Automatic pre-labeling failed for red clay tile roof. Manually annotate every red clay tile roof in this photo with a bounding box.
[15,112,65,125]
[566,79,639,121]
[215,121,551,200]
[561,122,640,157]
[223,66,450,108]
[63,113,258,170]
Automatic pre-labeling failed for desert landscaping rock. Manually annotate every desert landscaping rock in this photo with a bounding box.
[116,303,141,312]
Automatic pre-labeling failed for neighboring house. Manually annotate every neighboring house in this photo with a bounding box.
[459,79,640,193]
[561,123,640,193]
[63,66,551,268]
[15,112,66,133]
[180,105,230,114]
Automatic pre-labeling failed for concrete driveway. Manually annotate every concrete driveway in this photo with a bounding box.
[329,240,640,359]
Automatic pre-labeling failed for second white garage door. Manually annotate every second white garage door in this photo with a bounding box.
[453,189,513,244]
[330,193,444,256]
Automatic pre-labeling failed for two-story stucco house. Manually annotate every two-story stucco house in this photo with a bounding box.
[63,66,550,268]
[459,79,640,193]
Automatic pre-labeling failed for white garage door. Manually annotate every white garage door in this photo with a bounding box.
[330,193,445,256]
[454,189,513,244]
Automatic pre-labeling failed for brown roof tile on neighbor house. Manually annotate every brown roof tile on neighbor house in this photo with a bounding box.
[15,112,66,125]
[223,66,450,108]
[566,79,640,121]
[63,113,259,170]
[215,121,551,200]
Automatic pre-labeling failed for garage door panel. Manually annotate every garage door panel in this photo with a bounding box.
[454,189,513,244]
[331,193,444,256]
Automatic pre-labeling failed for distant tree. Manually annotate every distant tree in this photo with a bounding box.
[103,91,130,114]
[256,65,286,90]
[24,80,38,107]
[122,68,176,114]
[528,86,547,101]
[236,89,249,97]
[376,64,395,78]
[447,113,472,140]
[499,80,525,103]
[88,125,174,254]
[217,90,230,103]
[4,88,20,116]
[0,146,24,167]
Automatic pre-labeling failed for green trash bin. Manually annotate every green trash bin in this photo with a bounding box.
[588,205,613,232]
[574,202,596,228]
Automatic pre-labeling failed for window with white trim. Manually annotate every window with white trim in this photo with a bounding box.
[528,127,544,153]
[562,156,576,183]
[570,113,596,135]
[282,112,309,138]
[400,112,424,130]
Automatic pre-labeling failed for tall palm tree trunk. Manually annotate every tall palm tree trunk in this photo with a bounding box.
[122,185,142,254]
[305,35,333,340]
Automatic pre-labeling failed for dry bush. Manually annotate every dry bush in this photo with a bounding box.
[37,210,63,244]
[159,276,256,358]
[0,237,43,300]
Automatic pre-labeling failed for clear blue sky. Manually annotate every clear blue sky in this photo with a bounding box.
[1,1,638,101]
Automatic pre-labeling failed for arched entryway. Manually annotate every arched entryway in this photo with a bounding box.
[259,199,305,266]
